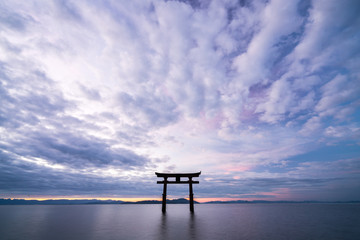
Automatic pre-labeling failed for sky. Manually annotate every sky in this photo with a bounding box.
[1,0,360,202]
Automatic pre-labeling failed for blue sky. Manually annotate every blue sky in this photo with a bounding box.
[0,0,359,201]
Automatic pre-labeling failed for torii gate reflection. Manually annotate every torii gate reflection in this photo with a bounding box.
[155,172,201,213]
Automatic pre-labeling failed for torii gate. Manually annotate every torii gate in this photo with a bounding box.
[155,171,201,213]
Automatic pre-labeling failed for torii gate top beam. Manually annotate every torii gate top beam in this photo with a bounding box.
[155,172,201,178]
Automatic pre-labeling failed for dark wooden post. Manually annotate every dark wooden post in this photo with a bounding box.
[189,177,194,212]
[162,177,167,213]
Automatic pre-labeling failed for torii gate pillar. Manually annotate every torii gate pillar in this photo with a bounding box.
[155,172,201,213]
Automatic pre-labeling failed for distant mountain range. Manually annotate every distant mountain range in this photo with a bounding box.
[0,198,358,205]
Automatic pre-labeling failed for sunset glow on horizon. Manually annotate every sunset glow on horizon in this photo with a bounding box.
[5,196,284,203]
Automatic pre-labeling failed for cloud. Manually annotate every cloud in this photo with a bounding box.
[233,0,303,88]
[0,0,359,200]
[255,0,360,124]
[0,152,158,197]
[316,74,359,118]
[117,92,179,128]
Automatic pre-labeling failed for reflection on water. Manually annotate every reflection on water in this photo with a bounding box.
[159,211,198,240]
[1,204,359,240]
[189,212,197,239]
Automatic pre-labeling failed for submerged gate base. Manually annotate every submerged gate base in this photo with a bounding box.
[155,172,201,213]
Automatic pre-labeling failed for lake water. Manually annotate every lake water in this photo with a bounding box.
[1,203,359,240]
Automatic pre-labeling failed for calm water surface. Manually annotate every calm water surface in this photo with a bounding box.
[1,204,359,240]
